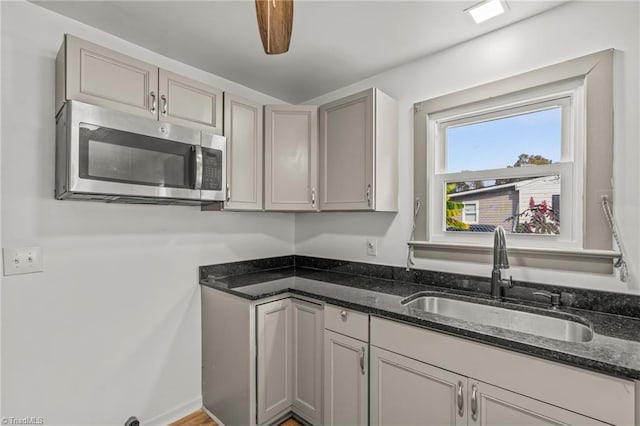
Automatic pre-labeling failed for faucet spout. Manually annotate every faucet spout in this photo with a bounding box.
[491,226,512,300]
[493,226,510,269]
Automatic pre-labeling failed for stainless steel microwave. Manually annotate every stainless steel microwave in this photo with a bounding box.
[55,101,226,205]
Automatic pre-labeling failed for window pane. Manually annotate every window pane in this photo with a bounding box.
[445,175,560,234]
[446,107,562,173]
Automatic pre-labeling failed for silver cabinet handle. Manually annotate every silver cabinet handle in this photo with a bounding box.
[359,347,365,375]
[457,381,464,417]
[471,384,478,421]
[311,187,316,207]
[366,184,372,207]
[150,91,156,114]
[160,94,167,117]
[226,184,231,204]
[340,310,347,320]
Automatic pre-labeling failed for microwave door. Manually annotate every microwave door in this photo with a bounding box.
[72,123,201,200]
[200,133,226,201]
[65,101,202,201]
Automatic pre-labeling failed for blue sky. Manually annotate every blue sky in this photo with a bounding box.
[447,107,562,173]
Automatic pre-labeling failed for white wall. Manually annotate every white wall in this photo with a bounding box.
[296,1,640,294]
[1,2,294,425]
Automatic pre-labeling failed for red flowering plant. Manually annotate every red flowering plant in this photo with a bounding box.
[504,197,560,235]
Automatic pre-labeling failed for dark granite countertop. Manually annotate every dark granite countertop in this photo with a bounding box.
[200,265,640,381]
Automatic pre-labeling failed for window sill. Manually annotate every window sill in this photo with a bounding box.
[408,241,619,274]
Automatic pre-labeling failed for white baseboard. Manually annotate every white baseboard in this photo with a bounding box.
[144,396,202,426]
[202,405,226,426]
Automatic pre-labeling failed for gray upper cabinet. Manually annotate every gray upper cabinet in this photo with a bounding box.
[57,35,223,133]
[158,69,223,134]
[58,35,158,119]
[319,88,398,211]
[223,94,264,210]
[264,105,318,211]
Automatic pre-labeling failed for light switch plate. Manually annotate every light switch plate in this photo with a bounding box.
[3,247,43,276]
[367,239,378,256]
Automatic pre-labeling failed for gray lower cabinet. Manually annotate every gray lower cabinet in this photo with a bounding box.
[370,346,467,426]
[323,330,368,426]
[370,347,608,426]
[257,298,323,425]
[224,94,264,210]
[257,299,294,425]
[371,317,631,426]
[469,380,608,426]
[264,105,319,211]
[291,300,323,424]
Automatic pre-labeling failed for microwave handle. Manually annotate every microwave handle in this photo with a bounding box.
[193,146,203,190]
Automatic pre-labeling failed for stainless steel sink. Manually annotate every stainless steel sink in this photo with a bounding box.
[402,294,593,343]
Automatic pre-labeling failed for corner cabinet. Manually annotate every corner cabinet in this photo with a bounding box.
[256,298,323,425]
[57,35,223,134]
[224,94,264,210]
[264,105,319,211]
[319,88,398,211]
[256,299,293,424]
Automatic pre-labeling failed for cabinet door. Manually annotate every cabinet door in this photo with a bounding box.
[257,299,293,425]
[370,346,468,426]
[319,89,374,210]
[158,69,223,133]
[224,94,264,210]
[323,330,368,426]
[469,380,609,426]
[264,105,318,211]
[65,35,158,118]
[292,300,323,425]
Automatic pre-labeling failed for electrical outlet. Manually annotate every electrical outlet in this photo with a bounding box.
[367,239,378,256]
[3,247,43,276]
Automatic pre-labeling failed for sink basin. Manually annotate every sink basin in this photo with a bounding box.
[402,294,593,343]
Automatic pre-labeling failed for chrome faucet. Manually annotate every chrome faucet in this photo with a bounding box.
[491,226,513,300]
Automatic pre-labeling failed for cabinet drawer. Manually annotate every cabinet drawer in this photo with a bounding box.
[324,305,368,342]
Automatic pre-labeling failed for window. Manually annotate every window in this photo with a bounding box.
[462,202,478,224]
[412,50,615,273]
[429,79,582,248]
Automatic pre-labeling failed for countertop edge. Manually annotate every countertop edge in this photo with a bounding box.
[199,280,640,381]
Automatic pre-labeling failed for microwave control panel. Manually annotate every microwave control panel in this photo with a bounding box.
[201,147,223,191]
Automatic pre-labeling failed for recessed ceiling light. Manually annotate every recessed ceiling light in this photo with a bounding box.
[465,0,508,24]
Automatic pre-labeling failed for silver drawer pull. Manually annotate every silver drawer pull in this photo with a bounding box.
[457,381,464,417]
[471,384,478,421]
[359,347,365,375]
[160,94,167,117]
[150,91,156,113]
[340,310,347,320]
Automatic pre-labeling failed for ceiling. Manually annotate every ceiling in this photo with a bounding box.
[33,0,567,103]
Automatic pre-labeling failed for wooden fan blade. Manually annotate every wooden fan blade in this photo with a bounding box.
[255,0,293,55]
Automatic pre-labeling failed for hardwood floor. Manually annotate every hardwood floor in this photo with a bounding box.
[169,409,303,426]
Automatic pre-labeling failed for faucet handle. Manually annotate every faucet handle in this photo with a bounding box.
[533,291,561,308]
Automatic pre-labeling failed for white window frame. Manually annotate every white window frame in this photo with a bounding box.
[427,78,585,249]
[461,201,479,225]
